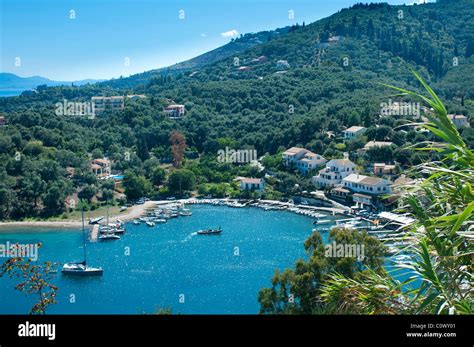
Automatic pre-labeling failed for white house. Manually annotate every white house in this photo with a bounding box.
[239,178,265,191]
[312,153,357,188]
[164,104,185,118]
[282,147,326,175]
[342,173,391,195]
[276,60,290,70]
[359,141,394,154]
[91,96,124,114]
[343,126,366,139]
[448,114,469,128]
[126,94,146,100]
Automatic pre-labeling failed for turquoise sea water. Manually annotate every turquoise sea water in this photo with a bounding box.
[0,205,337,314]
[0,89,23,97]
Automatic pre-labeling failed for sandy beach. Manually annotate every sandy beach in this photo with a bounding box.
[0,201,156,231]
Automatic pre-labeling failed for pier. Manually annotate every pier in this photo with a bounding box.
[90,225,100,242]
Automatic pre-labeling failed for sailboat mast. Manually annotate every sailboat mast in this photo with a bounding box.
[82,208,87,264]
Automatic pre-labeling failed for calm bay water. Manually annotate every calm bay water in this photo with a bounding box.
[0,205,334,314]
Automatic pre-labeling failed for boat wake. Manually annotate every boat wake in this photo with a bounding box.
[181,232,197,243]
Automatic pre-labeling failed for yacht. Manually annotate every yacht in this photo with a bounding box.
[62,210,103,276]
[62,261,103,276]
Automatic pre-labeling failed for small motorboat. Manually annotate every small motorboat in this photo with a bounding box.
[154,219,167,223]
[133,219,140,225]
[197,227,222,235]
[88,216,104,225]
[179,211,192,216]
[99,233,121,240]
[146,221,155,227]
[315,219,332,225]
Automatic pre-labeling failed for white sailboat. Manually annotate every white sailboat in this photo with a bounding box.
[62,209,103,276]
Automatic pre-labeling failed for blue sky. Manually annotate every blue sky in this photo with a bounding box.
[0,0,426,81]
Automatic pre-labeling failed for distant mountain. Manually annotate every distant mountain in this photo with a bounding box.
[101,26,292,89]
[0,73,104,90]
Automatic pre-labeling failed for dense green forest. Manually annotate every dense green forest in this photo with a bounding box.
[0,0,473,220]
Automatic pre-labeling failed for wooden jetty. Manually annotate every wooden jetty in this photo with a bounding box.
[90,224,100,242]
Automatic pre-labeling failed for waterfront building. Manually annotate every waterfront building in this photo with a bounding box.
[342,173,391,195]
[238,177,265,191]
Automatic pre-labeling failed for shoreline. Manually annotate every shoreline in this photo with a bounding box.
[0,201,157,231]
[0,198,347,232]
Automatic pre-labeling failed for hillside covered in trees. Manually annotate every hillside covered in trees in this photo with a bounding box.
[0,0,473,220]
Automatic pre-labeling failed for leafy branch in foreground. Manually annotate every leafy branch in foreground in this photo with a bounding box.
[0,245,58,315]
[320,70,473,314]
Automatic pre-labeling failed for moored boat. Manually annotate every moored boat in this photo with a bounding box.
[88,216,104,225]
[99,233,121,240]
[62,261,103,276]
[63,209,103,276]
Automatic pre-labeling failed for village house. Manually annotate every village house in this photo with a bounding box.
[91,158,111,178]
[91,96,124,114]
[164,104,185,118]
[359,140,394,155]
[342,173,392,195]
[312,153,357,188]
[343,126,366,139]
[126,94,147,101]
[276,60,290,70]
[0,115,6,127]
[448,114,469,128]
[250,55,268,64]
[238,177,265,191]
[373,163,396,176]
[282,147,326,175]
[342,173,392,210]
